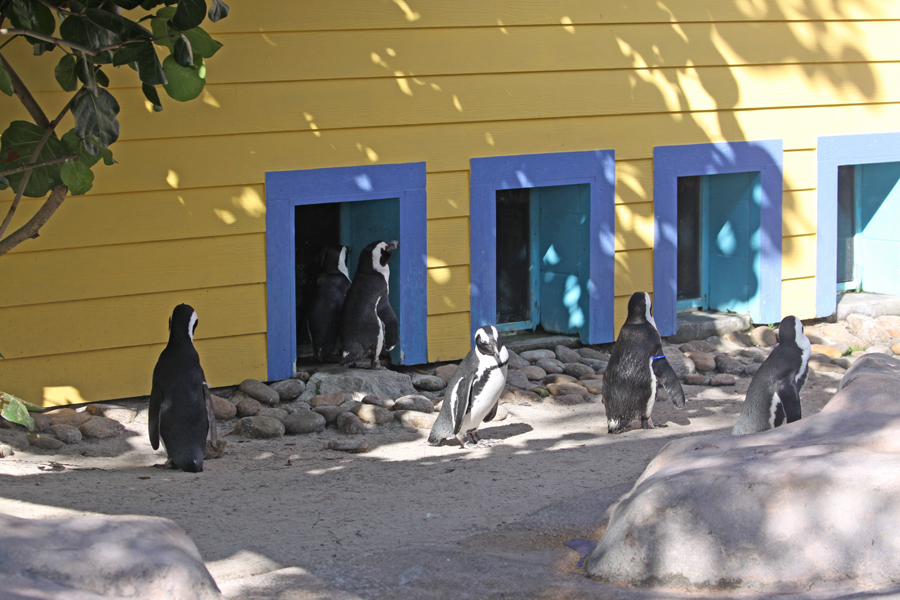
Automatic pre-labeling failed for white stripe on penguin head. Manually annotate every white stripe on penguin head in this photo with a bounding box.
[644,292,657,330]
[793,316,811,383]
[372,243,390,289]
[338,246,350,280]
[188,311,198,342]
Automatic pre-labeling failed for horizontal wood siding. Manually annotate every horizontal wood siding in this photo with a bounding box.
[0,0,896,403]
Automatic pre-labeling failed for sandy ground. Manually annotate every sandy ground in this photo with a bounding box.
[0,369,854,599]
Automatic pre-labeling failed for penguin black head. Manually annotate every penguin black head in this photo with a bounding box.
[474,325,509,366]
[322,245,351,279]
[168,303,198,344]
[777,315,803,345]
[358,240,399,277]
[626,292,655,326]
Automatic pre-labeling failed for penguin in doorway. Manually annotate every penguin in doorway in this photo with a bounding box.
[340,240,399,368]
[428,325,509,448]
[148,304,216,472]
[732,315,810,435]
[601,292,685,433]
[306,245,352,362]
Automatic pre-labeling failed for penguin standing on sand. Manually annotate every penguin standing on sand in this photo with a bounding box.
[307,245,352,362]
[602,292,685,433]
[340,240,399,368]
[149,304,216,472]
[732,315,810,435]
[428,326,509,448]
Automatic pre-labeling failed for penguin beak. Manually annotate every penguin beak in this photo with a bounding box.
[386,240,399,251]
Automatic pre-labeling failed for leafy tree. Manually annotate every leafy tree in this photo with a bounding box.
[0,0,229,257]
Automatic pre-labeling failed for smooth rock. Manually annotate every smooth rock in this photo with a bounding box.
[281,401,312,414]
[679,341,715,353]
[269,379,305,402]
[211,395,237,420]
[0,430,28,450]
[821,323,867,349]
[327,439,369,453]
[580,379,604,394]
[749,325,777,348]
[506,350,531,370]
[339,400,364,415]
[85,403,138,424]
[743,363,762,376]
[434,363,460,381]
[684,374,711,386]
[846,313,872,335]
[535,357,565,374]
[235,416,284,438]
[578,347,610,361]
[394,410,437,429]
[411,373,446,392]
[299,369,416,404]
[283,409,326,434]
[520,349,557,362]
[46,408,92,428]
[362,394,395,410]
[662,346,695,380]
[31,412,52,432]
[555,345,582,364]
[49,423,82,444]
[714,354,745,375]
[893,343,900,355]
[811,344,843,360]
[736,347,769,363]
[309,392,345,408]
[292,371,310,382]
[548,394,587,406]
[564,362,595,379]
[79,416,125,439]
[808,360,846,374]
[500,387,541,405]
[546,382,590,398]
[520,365,547,381]
[684,351,716,372]
[30,434,65,450]
[866,345,893,355]
[722,331,752,348]
[579,357,607,371]
[832,357,854,369]
[393,395,434,413]
[312,406,344,425]
[235,396,262,417]
[875,316,900,338]
[227,390,251,405]
[543,373,577,385]
[258,407,289,423]
[709,373,736,386]
[856,321,892,346]
[238,379,280,406]
[532,386,551,398]
[505,369,533,390]
[336,412,366,434]
[353,404,394,425]
[0,444,12,457]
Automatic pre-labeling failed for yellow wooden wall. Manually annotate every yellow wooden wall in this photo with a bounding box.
[1,0,898,405]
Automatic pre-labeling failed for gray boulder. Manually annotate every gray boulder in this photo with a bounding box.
[269,379,305,402]
[238,379,280,406]
[235,416,284,439]
[299,368,416,404]
[283,409,326,434]
[0,512,222,599]
[411,372,446,392]
[586,353,900,592]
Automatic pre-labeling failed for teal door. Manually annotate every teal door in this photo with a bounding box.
[677,172,760,315]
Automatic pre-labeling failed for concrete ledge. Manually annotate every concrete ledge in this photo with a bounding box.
[666,311,752,344]
[836,293,900,321]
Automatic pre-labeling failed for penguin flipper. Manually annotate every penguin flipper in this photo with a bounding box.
[452,373,477,435]
[483,399,499,423]
[203,382,217,447]
[652,357,685,408]
[148,382,162,451]
[777,379,802,423]
[377,296,398,351]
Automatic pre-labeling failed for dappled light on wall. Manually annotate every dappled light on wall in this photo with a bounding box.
[44,386,88,406]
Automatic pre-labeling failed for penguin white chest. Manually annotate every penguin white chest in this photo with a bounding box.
[644,356,658,417]
[373,298,385,357]
[459,363,507,433]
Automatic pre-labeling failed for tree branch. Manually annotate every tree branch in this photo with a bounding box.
[0,184,68,257]
[0,154,80,177]
[0,27,102,57]
[0,50,51,129]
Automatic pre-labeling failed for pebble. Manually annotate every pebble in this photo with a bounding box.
[292,371,310,382]
[832,357,853,369]
[238,379,280,406]
[313,405,344,424]
[520,366,547,381]
[336,412,367,435]
[353,404,394,425]
[0,444,13,457]
[236,416,285,438]
[211,395,237,420]
[714,355,745,375]
[710,374,736,386]
[411,373,446,391]
[394,410,437,429]
[684,351,716,372]
[535,357,565,374]
[750,326,777,348]
[500,388,541,405]
[235,397,262,417]
[578,347,610,361]
[520,349,557,362]
[505,369,533,390]
[506,350,531,370]
[554,345,582,364]
[546,382,590,398]
[684,374,711,386]
[31,413,52,432]
[283,409,326,434]
[270,379,306,402]
[393,395,434,414]
[564,363,595,379]
[85,404,138,424]
[29,434,64,450]
[362,395,395,410]
[434,364,460,381]
[548,394,588,406]
[327,439,369,453]
[50,424,82,444]
[309,392,345,408]
[810,344,842,360]
[258,407,289,423]
[79,416,125,439]
[543,374,577,385]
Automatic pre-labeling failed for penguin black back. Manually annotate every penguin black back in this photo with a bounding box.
[340,240,399,368]
[602,292,685,433]
[307,245,352,362]
[733,315,810,435]
[148,303,211,472]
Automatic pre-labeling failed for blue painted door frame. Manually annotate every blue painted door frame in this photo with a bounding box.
[265,163,427,380]
[470,150,617,344]
[654,140,783,336]
[817,132,900,316]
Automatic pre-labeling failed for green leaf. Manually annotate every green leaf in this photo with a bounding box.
[182,26,222,59]
[9,0,56,41]
[55,54,78,92]
[73,52,98,96]
[0,61,13,96]
[95,67,110,88]
[61,160,94,195]
[59,13,118,51]
[32,41,56,56]
[61,128,101,168]
[84,7,153,42]
[170,0,206,32]
[161,54,205,101]
[142,82,163,111]
[0,120,69,198]
[100,146,116,166]
[208,0,229,22]
[112,0,148,9]
[149,16,175,52]
[71,87,120,154]
[133,41,167,86]
[0,176,8,190]
[174,34,193,67]
[0,392,37,432]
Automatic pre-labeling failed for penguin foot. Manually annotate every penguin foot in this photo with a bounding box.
[641,417,667,429]
[469,438,500,449]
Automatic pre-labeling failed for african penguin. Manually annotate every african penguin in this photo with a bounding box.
[148,304,216,472]
[307,245,352,362]
[428,325,509,448]
[601,292,685,434]
[340,240,399,369]
[732,315,810,435]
